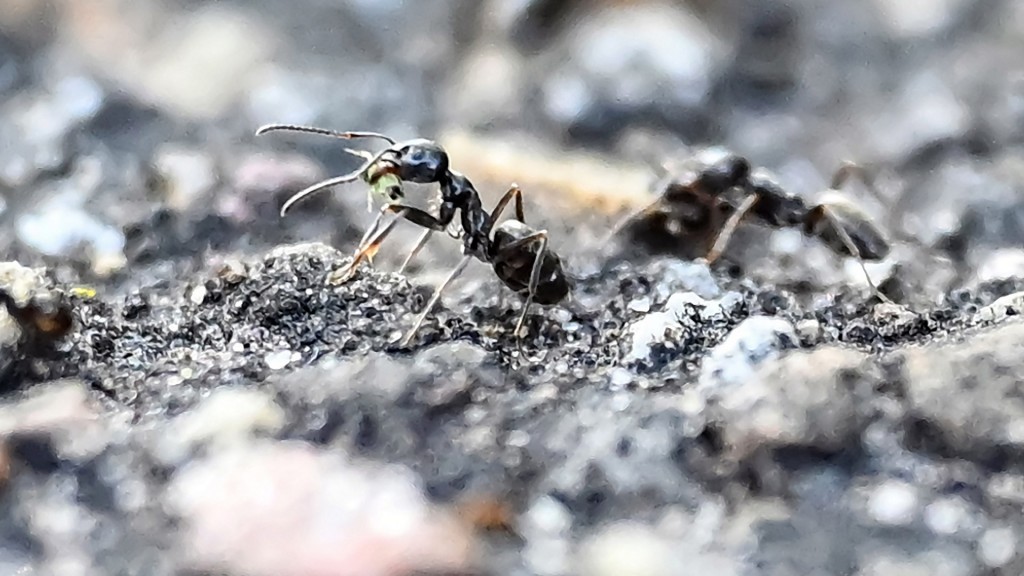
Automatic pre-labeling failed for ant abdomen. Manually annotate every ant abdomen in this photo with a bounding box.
[490,221,571,306]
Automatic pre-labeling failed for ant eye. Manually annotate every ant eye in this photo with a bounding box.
[409,147,428,163]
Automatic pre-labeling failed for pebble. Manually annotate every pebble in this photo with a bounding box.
[923,496,974,536]
[698,315,798,393]
[16,200,125,259]
[165,442,475,576]
[977,526,1016,568]
[870,0,969,39]
[868,480,919,526]
[264,349,293,370]
[577,521,679,576]
[622,292,707,364]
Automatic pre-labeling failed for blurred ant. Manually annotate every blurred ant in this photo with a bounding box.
[255,124,449,273]
[256,124,573,347]
[0,288,74,385]
[0,289,74,349]
[609,147,894,301]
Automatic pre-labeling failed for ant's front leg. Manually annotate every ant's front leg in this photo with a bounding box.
[328,204,449,285]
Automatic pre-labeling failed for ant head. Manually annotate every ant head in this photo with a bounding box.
[376,139,450,184]
[808,193,891,260]
[694,147,751,194]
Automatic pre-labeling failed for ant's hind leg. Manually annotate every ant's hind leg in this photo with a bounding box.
[491,231,550,339]
[705,193,758,264]
[401,254,473,347]
[818,205,896,305]
[489,184,525,223]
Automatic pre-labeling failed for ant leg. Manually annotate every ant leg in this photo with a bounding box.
[331,204,447,283]
[400,254,473,347]
[599,197,664,248]
[397,229,434,274]
[831,161,924,250]
[354,203,396,267]
[492,231,550,339]
[705,193,758,264]
[488,184,525,222]
[329,207,410,284]
[830,161,886,202]
[817,205,895,305]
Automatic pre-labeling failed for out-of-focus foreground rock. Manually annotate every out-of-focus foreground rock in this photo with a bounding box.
[2,0,1024,574]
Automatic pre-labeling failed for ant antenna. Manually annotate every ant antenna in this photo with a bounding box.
[278,146,396,217]
[255,124,397,145]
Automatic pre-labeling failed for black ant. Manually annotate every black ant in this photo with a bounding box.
[256,124,573,347]
[609,147,894,301]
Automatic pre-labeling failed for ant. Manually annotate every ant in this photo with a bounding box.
[0,289,74,349]
[256,124,573,347]
[609,147,894,302]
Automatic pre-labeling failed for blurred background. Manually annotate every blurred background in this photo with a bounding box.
[1,0,1023,298]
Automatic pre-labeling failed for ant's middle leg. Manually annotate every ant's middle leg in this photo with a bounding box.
[705,193,759,264]
[400,254,473,347]
[815,204,895,305]
[398,228,434,274]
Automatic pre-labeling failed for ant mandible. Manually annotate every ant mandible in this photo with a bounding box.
[609,147,894,302]
[256,124,573,347]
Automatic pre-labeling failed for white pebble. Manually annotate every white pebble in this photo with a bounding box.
[923,497,971,535]
[868,481,919,526]
[628,297,652,313]
[578,521,679,576]
[978,526,1017,568]
[609,368,634,389]
[264,350,292,370]
[189,284,208,305]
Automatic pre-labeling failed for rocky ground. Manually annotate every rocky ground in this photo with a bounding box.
[3,0,1024,575]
